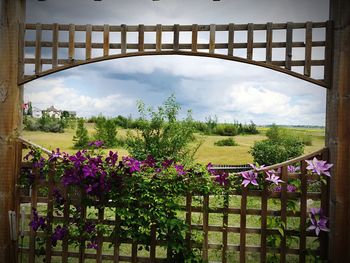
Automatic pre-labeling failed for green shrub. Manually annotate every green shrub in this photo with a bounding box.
[93,116,118,147]
[297,133,313,146]
[266,124,312,146]
[214,137,239,147]
[250,138,304,166]
[240,121,259,134]
[126,95,197,163]
[73,118,89,148]
[213,124,239,136]
[24,115,65,133]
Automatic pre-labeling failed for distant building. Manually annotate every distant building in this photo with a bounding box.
[32,107,42,118]
[68,111,77,118]
[25,103,77,118]
[43,106,62,118]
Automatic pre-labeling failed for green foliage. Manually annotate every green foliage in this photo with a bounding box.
[24,114,66,133]
[266,124,312,146]
[251,125,305,165]
[214,137,239,147]
[104,119,118,147]
[214,123,239,136]
[23,148,217,262]
[73,118,89,148]
[250,139,304,166]
[126,95,198,163]
[93,116,118,147]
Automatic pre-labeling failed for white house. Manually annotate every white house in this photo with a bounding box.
[43,106,62,118]
[32,107,42,118]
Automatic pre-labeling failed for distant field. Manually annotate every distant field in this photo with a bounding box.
[22,125,325,165]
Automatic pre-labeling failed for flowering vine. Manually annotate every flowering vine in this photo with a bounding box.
[22,144,332,261]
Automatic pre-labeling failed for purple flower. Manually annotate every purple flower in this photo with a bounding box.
[53,188,65,205]
[87,242,98,249]
[306,157,333,177]
[82,163,99,178]
[49,148,61,162]
[69,151,87,168]
[175,165,186,176]
[287,184,297,192]
[84,222,96,234]
[61,168,80,186]
[265,171,284,185]
[215,172,229,186]
[142,155,157,168]
[273,184,297,193]
[88,140,104,148]
[241,171,258,187]
[106,151,118,166]
[162,159,174,169]
[249,163,265,171]
[206,163,216,176]
[268,167,281,174]
[307,208,329,236]
[122,156,141,173]
[29,208,46,231]
[51,225,67,246]
[287,165,300,173]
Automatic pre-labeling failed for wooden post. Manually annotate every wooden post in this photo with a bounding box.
[0,0,26,262]
[327,0,350,261]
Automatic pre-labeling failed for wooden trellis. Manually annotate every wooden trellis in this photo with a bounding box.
[16,138,330,263]
[20,21,332,87]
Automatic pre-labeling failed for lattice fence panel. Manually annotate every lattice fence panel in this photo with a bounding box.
[20,21,331,87]
[16,140,329,263]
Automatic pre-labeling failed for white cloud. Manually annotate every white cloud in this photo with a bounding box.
[24,78,134,117]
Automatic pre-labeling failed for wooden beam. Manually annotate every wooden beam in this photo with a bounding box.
[327,0,350,261]
[227,23,234,56]
[68,24,75,62]
[0,1,26,262]
[85,24,92,60]
[266,22,273,63]
[191,24,198,52]
[304,21,313,76]
[103,24,109,56]
[138,24,144,52]
[35,23,42,75]
[247,23,253,60]
[173,24,180,51]
[156,24,162,51]
[52,23,58,67]
[285,22,293,70]
[209,24,216,54]
[121,24,126,54]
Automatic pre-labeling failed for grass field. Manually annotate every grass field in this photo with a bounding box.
[22,124,325,165]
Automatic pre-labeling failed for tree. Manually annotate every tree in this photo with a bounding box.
[94,116,107,141]
[104,119,117,147]
[27,102,33,116]
[93,116,117,147]
[126,95,198,163]
[73,118,89,148]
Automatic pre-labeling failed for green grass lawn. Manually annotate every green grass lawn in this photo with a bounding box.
[21,125,325,165]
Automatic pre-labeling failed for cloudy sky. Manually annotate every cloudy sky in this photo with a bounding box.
[24,0,329,125]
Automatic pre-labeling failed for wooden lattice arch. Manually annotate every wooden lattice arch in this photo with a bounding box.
[20,21,332,87]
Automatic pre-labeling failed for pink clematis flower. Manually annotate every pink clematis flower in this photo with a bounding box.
[265,171,284,185]
[241,171,258,187]
[306,157,333,177]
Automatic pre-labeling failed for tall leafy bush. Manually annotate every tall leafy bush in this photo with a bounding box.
[126,95,197,163]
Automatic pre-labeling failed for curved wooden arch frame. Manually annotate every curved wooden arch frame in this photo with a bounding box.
[20,50,328,87]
